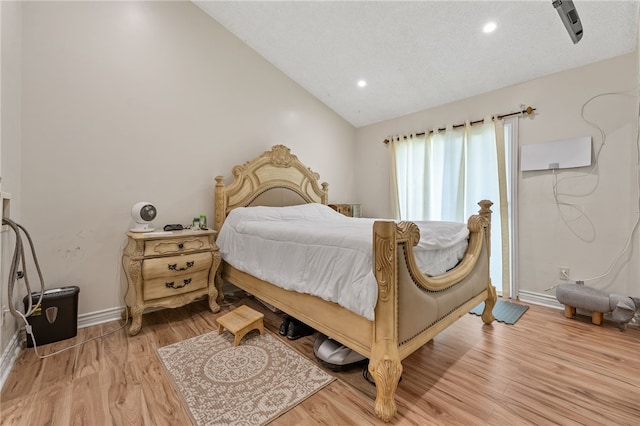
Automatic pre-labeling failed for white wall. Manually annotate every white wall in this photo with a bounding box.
[1,0,23,366]
[355,53,639,301]
[17,1,356,324]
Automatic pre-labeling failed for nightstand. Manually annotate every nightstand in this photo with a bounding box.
[329,203,361,217]
[122,229,221,335]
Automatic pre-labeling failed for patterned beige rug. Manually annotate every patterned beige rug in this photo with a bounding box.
[157,330,335,425]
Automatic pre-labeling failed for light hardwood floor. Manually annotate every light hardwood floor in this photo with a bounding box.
[1,295,639,425]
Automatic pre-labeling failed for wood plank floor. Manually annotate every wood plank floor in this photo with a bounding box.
[1,295,639,425]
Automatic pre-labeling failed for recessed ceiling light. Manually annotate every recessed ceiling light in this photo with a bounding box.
[357,80,367,88]
[483,22,497,33]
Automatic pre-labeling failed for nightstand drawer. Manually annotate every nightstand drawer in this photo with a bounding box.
[144,236,211,256]
[144,269,209,301]
[142,252,213,279]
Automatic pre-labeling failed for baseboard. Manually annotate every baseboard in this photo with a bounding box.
[517,290,563,310]
[78,306,126,329]
[0,330,21,391]
[77,304,172,329]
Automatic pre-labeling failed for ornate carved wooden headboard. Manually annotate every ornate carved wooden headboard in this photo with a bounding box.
[214,145,329,231]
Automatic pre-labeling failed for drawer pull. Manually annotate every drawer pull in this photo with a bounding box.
[165,278,192,289]
[168,261,194,271]
[178,243,184,249]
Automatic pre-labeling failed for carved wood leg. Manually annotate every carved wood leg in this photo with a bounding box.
[368,339,403,422]
[208,285,221,313]
[370,221,401,422]
[564,305,576,318]
[215,270,225,303]
[123,255,144,335]
[208,252,222,312]
[128,306,143,336]
[482,285,497,325]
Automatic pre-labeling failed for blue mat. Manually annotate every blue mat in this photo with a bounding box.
[469,300,529,324]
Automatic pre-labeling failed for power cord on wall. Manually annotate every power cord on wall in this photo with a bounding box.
[578,90,640,285]
[550,89,640,288]
[3,217,130,359]
[553,91,638,239]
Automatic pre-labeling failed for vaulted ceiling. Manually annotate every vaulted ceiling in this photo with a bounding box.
[194,1,639,128]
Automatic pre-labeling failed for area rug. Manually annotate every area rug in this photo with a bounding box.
[157,330,335,426]
[469,299,529,324]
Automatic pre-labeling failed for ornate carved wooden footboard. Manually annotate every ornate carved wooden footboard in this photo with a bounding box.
[214,145,496,422]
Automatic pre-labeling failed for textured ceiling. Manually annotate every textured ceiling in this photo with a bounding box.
[194,1,639,128]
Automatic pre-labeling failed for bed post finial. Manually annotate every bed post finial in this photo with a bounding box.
[477,200,496,325]
[477,200,493,257]
[214,176,227,232]
[321,182,329,205]
[478,199,493,219]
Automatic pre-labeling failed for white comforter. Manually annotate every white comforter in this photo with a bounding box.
[216,203,469,320]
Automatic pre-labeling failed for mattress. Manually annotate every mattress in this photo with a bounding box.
[216,203,469,320]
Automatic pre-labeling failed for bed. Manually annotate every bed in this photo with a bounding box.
[213,145,496,422]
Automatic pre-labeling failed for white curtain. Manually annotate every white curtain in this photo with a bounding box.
[391,118,510,296]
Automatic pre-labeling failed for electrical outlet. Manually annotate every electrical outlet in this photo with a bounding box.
[559,267,570,280]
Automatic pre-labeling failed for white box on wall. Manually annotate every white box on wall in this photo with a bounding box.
[520,136,592,171]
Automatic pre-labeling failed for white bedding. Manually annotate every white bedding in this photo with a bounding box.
[216,204,469,320]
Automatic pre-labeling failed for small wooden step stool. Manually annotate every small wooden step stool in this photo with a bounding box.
[216,305,264,346]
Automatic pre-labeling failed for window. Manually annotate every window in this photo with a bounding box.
[392,117,518,297]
